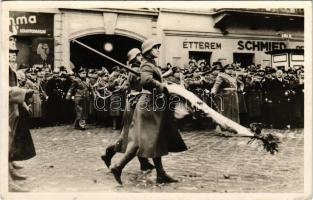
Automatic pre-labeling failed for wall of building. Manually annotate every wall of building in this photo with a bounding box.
[158,10,304,68]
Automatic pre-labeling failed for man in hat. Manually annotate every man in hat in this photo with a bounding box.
[9,36,35,191]
[66,68,91,130]
[211,64,240,128]
[45,68,64,126]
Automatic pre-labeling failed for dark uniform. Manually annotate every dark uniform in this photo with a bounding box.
[211,72,240,123]
[46,75,64,125]
[66,76,91,130]
[270,77,289,129]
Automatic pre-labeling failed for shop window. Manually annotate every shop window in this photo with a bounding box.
[189,51,212,67]
[291,54,304,61]
[273,54,287,63]
[233,53,255,68]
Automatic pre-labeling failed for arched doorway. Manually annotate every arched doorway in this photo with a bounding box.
[70,34,142,72]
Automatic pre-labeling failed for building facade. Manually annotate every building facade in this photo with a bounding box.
[9,8,304,71]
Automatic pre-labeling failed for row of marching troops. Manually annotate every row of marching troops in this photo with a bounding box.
[15,56,304,131]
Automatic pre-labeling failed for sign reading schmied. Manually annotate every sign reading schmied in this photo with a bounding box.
[237,40,286,51]
[9,11,54,36]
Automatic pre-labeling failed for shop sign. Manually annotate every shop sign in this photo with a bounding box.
[183,41,222,50]
[237,40,286,51]
[9,11,54,36]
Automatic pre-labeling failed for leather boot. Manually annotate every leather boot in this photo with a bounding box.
[12,162,24,169]
[138,157,154,171]
[9,169,28,181]
[110,151,136,185]
[101,144,116,168]
[153,157,178,184]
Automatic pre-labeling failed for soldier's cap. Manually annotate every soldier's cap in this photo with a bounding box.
[189,59,196,64]
[224,64,235,70]
[112,66,120,71]
[127,48,141,62]
[198,59,206,65]
[78,68,87,73]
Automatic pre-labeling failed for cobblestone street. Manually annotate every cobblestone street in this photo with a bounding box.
[16,125,303,193]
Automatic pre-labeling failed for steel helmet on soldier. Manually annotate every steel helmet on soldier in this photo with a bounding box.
[141,39,161,55]
[127,48,141,62]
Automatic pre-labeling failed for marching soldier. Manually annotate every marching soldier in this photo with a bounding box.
[101,48,155,172]
[66,68,91,130]
[109,39,187,185]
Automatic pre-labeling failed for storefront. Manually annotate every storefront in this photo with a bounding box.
[9,8,304,71]
[159,8,304,68]
[162,35,304,68]
[9,11,55,71]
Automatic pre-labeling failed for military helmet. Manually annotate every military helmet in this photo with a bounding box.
[141,38,161,54]
[127,48,141,62]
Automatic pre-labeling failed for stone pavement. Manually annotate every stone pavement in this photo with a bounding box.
[15,125,303,193]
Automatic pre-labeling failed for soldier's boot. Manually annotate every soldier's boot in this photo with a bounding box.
[110,151,136,185]
[78,119,86,130]
[101,144,116,169]
[153,157,178,184]
[9,166,28,181]
[138,157,154,171]
[12,162,23,169]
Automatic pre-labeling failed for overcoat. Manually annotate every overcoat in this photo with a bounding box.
[114,64,141,153]
[9,66,34,161]
[11,104,36,161]
[211,72,240,123]
[124,56,187,158]
[245,81,263,118]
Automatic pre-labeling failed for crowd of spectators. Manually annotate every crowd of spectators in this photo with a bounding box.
[15,59,304,130]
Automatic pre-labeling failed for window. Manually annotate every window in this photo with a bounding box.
[291,54,304,61]
[273,54,287,63]
[189,51,212,66]
[233,53,255,68]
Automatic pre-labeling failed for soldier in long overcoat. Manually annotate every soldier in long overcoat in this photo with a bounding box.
[211,64,240,124]
[101,48,154,172]
[66,69,91,130]
[9,36,35,191]
[109,39,187,185]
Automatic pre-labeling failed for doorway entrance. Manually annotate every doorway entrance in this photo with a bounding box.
[70,34,142,72]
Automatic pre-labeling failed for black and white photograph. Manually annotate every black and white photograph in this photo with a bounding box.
[0,1,312,200]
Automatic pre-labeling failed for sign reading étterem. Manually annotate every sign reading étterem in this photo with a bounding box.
[9,11,54,37]
[183,41,222,50]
